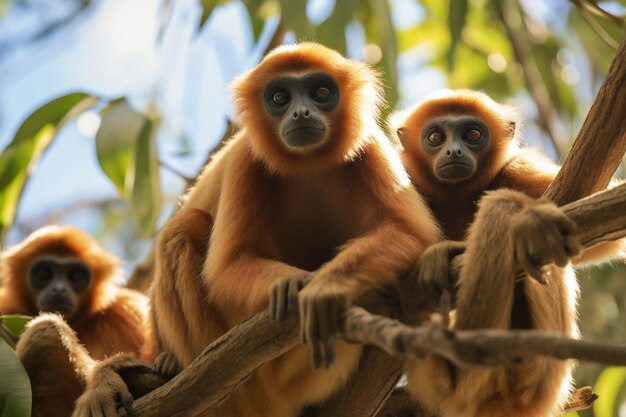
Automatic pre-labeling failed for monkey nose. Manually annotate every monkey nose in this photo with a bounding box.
[446,149,463,157]
[292,109,311,119]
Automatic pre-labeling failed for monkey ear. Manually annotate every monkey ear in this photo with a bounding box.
[508,121,516,135]
[396,127,407,142]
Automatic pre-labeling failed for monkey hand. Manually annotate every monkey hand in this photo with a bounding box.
[414,240,466,309]
[153,351,182,380]
[72,365,134,417]
[511,199,582,283]
[269,273,313,321]
[298,278,349,369]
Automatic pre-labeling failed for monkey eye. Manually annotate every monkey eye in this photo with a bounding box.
[465,129,482,142]
[427,130,445,145]
[33,264,52,281]
[313,86,331,101]
[68,268,88,284]
[271,90,290,106]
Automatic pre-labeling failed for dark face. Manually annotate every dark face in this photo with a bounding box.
[418,116,490,183]
[263,71,340,151]
[28,256,92,319]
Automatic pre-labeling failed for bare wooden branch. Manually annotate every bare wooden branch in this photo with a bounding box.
[562,181,626,246]
[343,307,626,368]
[544,38,626,205]
[125,313,300,416]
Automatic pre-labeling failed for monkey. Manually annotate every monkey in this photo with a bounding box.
[389,90,616,415]
[0,226,150,417]
[70,42,441,417]
[389,88,624,264]
[405,189,582,417]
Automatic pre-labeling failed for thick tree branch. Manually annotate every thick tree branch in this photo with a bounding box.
[544,38,626,204]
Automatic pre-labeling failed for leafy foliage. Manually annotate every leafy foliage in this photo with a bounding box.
[0,317,31,417]
[0,93,98,241]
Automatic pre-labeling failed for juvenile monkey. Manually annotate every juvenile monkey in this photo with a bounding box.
[389,88,624,264]
[406,189,582,417]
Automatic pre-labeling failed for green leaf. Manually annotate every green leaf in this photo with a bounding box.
[95,99,143,195]
[242,0,274,40]
[594,366,626,417]
[0,93,98,241]
[316,0,356,54]
[0,337,31,417]
[0,393,6,414]
[446,0,468,70]
[130,119,162,236]
[199,0,217,29]
[279,0,314,39]
[0,315,32,337]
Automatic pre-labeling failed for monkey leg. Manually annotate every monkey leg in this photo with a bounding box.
[16,313,94,417]
[407,189,581,417]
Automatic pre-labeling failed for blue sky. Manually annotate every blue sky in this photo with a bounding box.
[0,0,590,265]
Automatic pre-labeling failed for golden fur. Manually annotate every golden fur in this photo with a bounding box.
[0,226,149,417]
[73,42,440,417]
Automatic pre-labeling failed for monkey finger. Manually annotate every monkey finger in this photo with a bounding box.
[322,338,335,369]
[311,342,324,369]
[271,280,289,321]
[305,303,321,345]
[154,352,182,379]
[269,284,279,320]
[299,301,308,343]
[288,279,301,315]
[565,235,583,257]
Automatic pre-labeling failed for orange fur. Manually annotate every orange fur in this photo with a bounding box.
[0,226,149,417]
[390,89,625,264]
[73,43,441,417]
[407,190,579,417]
[393,90,619,416]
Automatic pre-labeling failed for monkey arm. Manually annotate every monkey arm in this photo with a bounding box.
[297,220,428,368]
[408,188,581,417]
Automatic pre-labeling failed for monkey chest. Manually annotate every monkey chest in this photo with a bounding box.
[266,177,368,269]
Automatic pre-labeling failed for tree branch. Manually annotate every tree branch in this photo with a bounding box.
[116,181,626,416]
[342,307,626,368]
[500,0,567,156]
[544,38,626,205]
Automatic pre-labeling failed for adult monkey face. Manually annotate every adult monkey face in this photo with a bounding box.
[263,71,340,150]
[28,256,92,319]
[417,116,490,183]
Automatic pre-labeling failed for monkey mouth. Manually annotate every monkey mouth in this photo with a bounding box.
[40,301,75,316]
[284,126,325,137]
[283,126,326,148]
[436,162,474,181]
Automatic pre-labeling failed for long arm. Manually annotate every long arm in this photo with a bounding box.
[496,148,626,266]
[298,144,442,368]
[407,189,580,417]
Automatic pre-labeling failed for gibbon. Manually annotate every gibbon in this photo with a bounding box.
[72,42,440,417]
[406,189,581,417]
[0,226,149,417]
